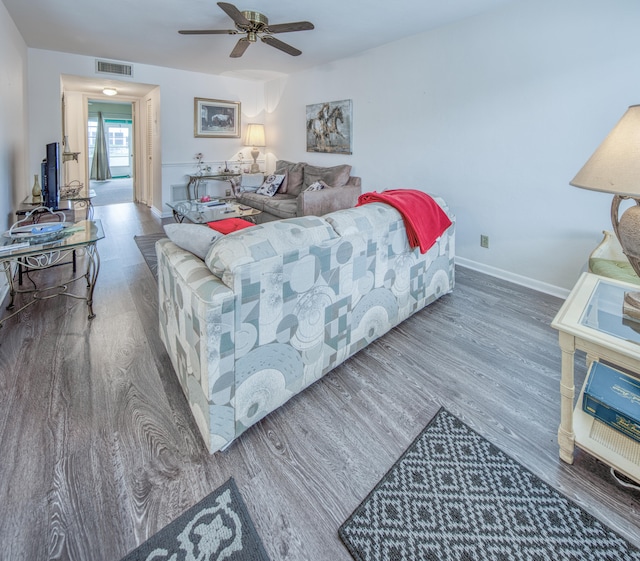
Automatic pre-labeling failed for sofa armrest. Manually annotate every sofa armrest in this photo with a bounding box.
[297,183,361,217]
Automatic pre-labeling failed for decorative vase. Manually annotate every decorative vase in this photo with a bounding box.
[32,174,41,200]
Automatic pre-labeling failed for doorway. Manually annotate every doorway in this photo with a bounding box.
[88,100,134,206]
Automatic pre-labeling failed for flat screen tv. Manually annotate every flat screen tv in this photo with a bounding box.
[42,142,60,209]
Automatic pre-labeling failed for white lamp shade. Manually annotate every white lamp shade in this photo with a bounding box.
[244,123,266,147]
[570,105,640,197]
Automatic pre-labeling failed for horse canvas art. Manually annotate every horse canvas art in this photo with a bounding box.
[306,99,352,154]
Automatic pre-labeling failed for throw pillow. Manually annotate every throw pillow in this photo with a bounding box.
[163,223,222,260]
[303,164,351,190]
[276,170,289,194]
[256,174,286,197]
[304,180,328,192]
[207,218,255,234]
[275,160,305,196]
[239,173,265,193]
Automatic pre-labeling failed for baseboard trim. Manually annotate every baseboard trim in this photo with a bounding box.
[150,205,164,219]
[456,257,570,300]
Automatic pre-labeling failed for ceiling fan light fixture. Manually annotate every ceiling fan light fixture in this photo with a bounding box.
[102,87,118,96]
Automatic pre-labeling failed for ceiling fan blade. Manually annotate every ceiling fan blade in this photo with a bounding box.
[230,37,251,58]
[217,2,250,27]
[179,29,237,35]
[261,36,302,56]
[266,21,314,34]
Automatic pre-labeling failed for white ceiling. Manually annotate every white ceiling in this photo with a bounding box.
[4,0,517,81]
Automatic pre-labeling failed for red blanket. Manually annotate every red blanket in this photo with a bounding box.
[356,190,452,253]
[207,218,255,234]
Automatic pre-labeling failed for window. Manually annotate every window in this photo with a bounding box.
[88,118,132,169]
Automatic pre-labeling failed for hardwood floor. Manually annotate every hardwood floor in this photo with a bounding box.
[1,202,639,560]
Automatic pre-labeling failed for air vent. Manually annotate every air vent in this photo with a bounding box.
[95,59,133,77]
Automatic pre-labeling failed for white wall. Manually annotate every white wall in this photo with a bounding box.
[0,0,28,230]
[26,49,265,214]
[266,0,640,293]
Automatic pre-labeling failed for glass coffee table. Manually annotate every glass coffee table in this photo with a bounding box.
[167,199,261,225]
[551,272,640,483]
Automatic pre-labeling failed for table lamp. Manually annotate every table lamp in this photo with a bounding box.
[570,104,640,317]
[244,123,265,173]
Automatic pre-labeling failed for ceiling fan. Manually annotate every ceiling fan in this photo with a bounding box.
[178,2,314,58]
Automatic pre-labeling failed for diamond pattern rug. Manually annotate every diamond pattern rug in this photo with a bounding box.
[339,409,640,561]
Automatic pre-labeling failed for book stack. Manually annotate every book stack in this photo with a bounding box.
[582,361,640,443]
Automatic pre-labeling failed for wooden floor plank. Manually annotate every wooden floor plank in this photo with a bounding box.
[0,202,639,561]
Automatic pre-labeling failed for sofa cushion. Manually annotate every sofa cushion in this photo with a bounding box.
[303,164,352,190]
[326,203,403,238]
[261,194,298,219]
[237,192,297,219]
[205,215,338,287]
[275,160,305,196]
[163,222,223,260]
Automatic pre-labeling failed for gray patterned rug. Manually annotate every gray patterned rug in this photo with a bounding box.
[120,478,270,561]
[339,408,640,561]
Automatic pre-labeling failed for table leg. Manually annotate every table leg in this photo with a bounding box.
[2,261,16,312]
[558,331,576,464]
[84,243,101,320]
[187,176,200,200]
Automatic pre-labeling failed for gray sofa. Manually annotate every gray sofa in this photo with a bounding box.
[156,197,455,453]
[235,160,362,223]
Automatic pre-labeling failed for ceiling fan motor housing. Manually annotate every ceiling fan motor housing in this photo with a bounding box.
[241,11,267,28]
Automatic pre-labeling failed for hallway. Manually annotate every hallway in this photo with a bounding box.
[90,177,133,206]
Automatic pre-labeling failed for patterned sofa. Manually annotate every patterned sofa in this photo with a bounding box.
[156,198,455,453]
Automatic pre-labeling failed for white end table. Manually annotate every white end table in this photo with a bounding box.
[552,272,640,483]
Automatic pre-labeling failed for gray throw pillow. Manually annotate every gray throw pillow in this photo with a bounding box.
[163,223,222,260]
[275,160,305,196]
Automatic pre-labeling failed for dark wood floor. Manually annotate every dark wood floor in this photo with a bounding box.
[1,202,639,561]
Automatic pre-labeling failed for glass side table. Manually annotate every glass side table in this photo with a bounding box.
[186,173,240,201]
[0,219,105,326]
[551,272,640,483]
[19,189,96,221]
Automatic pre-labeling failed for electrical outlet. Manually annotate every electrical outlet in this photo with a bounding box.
[480,235,489,248]
[225,189,231,197]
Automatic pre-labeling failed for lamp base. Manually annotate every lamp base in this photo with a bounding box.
[250,148,260,174]
[623,291,640,322]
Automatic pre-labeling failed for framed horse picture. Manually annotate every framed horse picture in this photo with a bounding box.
[194,98,241,138]
[306,99,352,154]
